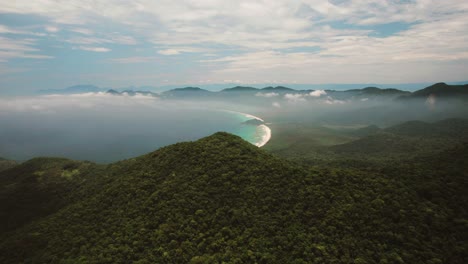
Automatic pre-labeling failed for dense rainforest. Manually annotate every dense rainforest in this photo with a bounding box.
[0,122,467,263]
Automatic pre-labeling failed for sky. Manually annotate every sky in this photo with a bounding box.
[0,0,468,94]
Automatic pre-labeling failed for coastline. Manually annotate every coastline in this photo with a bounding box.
[255,124,272,147]
[222,110,265,122]
[222,110,272,148]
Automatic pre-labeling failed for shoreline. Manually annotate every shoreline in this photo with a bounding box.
[222,110,271,148]
[255,124,272,147]
[222,110,265,122]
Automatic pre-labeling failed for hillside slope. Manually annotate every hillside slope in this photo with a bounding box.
[0,158,17,172]
[0,158,104,235]
[412,82,468,97]
[0,132,466,263]
[332,118,468,157]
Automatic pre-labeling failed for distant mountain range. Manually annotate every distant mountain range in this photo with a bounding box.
[401,82,468,98]
[37,82,468,101]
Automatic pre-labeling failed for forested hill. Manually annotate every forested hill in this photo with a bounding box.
[0,158,17,172]
[409,82,468,98]
[0,132,467,263]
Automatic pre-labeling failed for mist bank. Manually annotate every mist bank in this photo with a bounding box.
[31,81,468,96]
[0,94,266,163]
[1,82,467,162]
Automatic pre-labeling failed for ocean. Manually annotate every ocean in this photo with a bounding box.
[0,104,268,163]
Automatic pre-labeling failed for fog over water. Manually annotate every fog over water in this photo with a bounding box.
[1,88,467,163]
[0,93,261,163]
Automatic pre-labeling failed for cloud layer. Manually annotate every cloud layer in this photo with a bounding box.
[0,0,467,93]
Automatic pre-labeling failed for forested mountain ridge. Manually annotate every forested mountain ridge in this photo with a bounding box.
[408,82,468,98]
[266,118,468,165]
[0,158,17,172]
[0,132,467,263]
[0,158,104,235]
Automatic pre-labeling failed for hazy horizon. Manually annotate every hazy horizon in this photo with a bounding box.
[2,80,468,97]
[1,1,468,95]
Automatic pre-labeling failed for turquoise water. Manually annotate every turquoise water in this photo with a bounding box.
[0,107,263,163]
[223,111,260,145]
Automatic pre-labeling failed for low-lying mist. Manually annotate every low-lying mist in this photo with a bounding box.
[0,93,260,163]
[1,91,466,162]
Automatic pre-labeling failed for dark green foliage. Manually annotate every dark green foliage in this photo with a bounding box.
[348,87,410,96]
[348,124,381,137]
[0,158,17,172]
[0,132,466,263]
[410,82,468,98]
[0,158,103,235]
[268,118,468,166]
[161,87,214,99]
[261,86,295,92]
[221,86,259,92]
[385,118,468,138]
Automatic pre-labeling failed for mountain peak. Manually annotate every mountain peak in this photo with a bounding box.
[221,86,258,92]
[410,82,468,98]
[171,87,207,91]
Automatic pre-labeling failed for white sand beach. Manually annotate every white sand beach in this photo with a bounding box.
[219,109,272,147]
[255,124,272,147]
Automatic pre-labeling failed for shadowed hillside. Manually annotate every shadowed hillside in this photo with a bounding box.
[0,132,467,263]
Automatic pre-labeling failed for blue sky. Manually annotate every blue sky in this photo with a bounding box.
[0,0,467,94]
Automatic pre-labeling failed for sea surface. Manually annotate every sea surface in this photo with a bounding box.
[0,107,264,163]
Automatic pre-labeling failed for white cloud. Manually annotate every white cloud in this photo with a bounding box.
[75,46,111,52]
[109,56,157,63]
[0,36,53,62]
[283,90,329,103]
[110,34,137,45]
[1,0,468,83]
[70,27,94,35]
[0,24,46,36]
[284,93,306,102]
[325,96,346,105]
[0,92,158,114]
[272,102,281,108]
[66,34,137,45]
[157,47,210,55]
[158,49,180,55]
[309,90,326,97]
[255,92,279,98]
[45,26,59,33]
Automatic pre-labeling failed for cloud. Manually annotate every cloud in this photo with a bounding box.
[284,90,329,102]
[66,34,137,45]
[272,102,281,108]
[158,49,180,55]
[325,96,346,105]
[75,46,111,52]
[0,24,46,36]
[0,36,53,62]
[109,56,157,64]
[255,92,279,98]
[157,47,210,55]
[284,93,306,103]
[426,94,436,110]
[1,0,468,87]
[309,90,326,97]
[0,92,157,113]
[70,27,94,35]
[45,26,59,33]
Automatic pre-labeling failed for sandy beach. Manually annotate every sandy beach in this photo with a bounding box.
[255,124,272,147]
[219,109,272,147]
[230,111,271,147]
